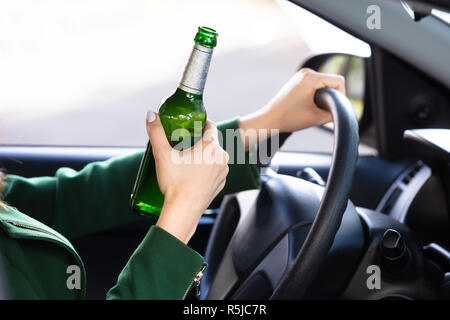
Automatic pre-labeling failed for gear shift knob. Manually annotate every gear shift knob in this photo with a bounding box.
[380,229,410,273]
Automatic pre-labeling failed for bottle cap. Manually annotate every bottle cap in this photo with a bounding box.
[194,26,218,48]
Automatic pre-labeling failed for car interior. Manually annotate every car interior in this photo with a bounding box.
[0,0,449,300]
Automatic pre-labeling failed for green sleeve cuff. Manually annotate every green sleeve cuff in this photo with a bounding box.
[217,117,262,197]
[107,225,205,300]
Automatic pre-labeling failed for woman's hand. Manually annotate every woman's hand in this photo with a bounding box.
[239,68,346,149]
[146,112,229,244]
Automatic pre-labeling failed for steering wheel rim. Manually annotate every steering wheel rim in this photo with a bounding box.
[203,88,359,300]
[270,88,359,299]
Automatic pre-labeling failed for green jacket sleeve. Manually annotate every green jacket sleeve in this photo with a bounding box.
[106,225,206,300]
[3,117,261,239]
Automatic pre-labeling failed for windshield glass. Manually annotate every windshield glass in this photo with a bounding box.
[0,0,303,147]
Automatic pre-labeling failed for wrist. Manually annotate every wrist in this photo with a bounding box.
[156,191,205,244]
[239,108,280,150]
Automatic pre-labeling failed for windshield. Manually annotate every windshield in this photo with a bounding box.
[0,0,311,149]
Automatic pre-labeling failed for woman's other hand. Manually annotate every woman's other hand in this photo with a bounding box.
[239,68,346,149]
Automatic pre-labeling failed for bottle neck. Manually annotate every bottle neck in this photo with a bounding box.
[178,44,213,95]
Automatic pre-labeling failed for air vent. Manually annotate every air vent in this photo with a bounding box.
[376,161,428,216]
[381,187,402,214]
[402,162,423,185]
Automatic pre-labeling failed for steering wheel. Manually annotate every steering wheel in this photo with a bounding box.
[202,88,360,300]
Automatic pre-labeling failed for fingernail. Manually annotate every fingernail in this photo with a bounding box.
[147,110,156,123]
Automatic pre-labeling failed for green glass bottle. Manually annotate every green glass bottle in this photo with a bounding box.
[130,26,218,219]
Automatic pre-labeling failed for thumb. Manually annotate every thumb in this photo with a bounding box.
[146,111,171,153]
[202,120,219,143]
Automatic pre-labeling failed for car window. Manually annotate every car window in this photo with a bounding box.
[0,0,375,155]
